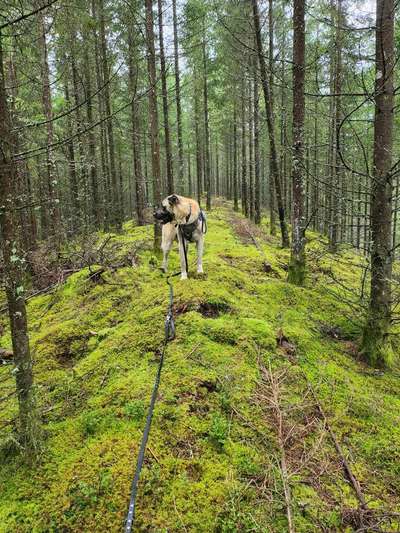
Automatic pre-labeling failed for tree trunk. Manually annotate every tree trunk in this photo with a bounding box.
[64,79,80,234]
[268,0,276,234]
[233,106,239,211]
[361,0,394,367]
[145,0,162,249]
[252,0,289,247]
[202,33,211,210]
[98,0,121,229]
[0,33,39,459]
[38,11,61,241]
[127,27,145,225]
[172,0,184,194]
[83,45,101,229]
[158,0,174,194]
[254,56,261,225]
[288,0,306,285]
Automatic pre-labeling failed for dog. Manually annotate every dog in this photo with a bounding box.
[153,194,206,280]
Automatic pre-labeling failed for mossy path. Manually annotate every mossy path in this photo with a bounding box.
[0,204,399,532]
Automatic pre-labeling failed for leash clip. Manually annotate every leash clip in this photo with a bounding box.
[165,312,175,341]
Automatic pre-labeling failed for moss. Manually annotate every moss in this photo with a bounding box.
[0,203,399,532]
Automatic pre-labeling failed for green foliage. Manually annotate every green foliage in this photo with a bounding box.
[0,206,399,532]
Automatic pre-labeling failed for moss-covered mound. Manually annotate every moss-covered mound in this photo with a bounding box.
[0,204,399,532]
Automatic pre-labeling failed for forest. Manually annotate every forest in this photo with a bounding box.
[0,0,400,531]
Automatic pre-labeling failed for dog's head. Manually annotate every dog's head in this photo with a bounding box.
[153,194,179,224]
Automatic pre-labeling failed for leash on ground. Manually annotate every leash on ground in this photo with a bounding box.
[124,271,180,532]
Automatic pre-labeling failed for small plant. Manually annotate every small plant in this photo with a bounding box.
[123,400,146,422]
[208,413,229,450]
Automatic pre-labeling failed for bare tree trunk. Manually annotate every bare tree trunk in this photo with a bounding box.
[254,56,261,225]
[98,0,121,229]
[202,32,211,210]
[361,0,395,367]
[83,45,101,229]
[329,0,343,252]
[268,0,276,234]
[64,79,80,234]
[252,0,289,247]
[241,76,248,217]
[145,0,162,249]
[194,80,203,205]
[288,0,306,286]
[0,33,39,459]
[233,106,239,212]
[127,27,145,225]
[172,0,184,194]
[158,0,174,194]
[38,11,61,241]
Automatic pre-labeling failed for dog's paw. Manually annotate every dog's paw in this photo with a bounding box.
[180,273,188,280]
[197,267,204,274]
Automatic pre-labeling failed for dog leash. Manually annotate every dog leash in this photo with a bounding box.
[124,272,179,532]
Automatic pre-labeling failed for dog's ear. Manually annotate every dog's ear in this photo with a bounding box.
[168,194,179,206]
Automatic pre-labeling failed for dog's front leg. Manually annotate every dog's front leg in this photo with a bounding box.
[161,224,175,273]
[196,235,204,274]
[177,228,188,280]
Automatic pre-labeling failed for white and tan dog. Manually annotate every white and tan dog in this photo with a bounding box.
[153,194,206,280]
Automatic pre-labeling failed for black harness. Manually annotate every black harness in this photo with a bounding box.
[178,209,207,243]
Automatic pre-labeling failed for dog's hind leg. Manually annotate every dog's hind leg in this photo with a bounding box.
[196,236,204,274]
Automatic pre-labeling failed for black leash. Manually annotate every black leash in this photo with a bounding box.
[124,272,179,532]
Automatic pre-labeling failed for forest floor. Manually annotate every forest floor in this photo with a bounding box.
[0,201,400,532]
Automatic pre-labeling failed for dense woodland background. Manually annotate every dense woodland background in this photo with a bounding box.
[0,0,399,482]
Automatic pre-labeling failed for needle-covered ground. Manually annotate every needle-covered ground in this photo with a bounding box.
[0,203,399,532]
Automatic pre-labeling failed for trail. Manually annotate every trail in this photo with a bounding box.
[0,205,399,532]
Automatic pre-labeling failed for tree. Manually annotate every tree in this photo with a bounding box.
[288,0,306,285]
[145,0,162,249]
[0,32,39,459]
[361,0,395,366]
[252,0,289,248]
[158,0,174,194]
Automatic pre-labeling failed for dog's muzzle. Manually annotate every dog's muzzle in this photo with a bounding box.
[153,206,174,225]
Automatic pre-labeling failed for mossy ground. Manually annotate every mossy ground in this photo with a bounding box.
[0,202,399,532]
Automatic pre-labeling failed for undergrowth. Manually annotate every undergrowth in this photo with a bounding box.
[0,203,399,532]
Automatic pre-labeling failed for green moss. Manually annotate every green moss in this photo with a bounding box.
[0,203,399,532]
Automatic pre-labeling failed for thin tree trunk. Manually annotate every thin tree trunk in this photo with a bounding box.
[252,0,289,247]
[83,45,101,229]
[64,79,80,234]
[233,106,239,211]
[172,0,184,194]
[288,0,306,285]
[158,0,174,194]
[202,32,211,210]
[268,0,276,234]
[254,56,261,225]
[98,0,121,229]
[0,34,39,459]
[361,0,395,366]
[38,11,61,241]
[145,0,162,249]
[127,27,145,225]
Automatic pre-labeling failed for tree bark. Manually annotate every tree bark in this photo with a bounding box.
[172,0,184,194]
[252,0,289,247]
[145,0,162,249]
[98,0,121,229]
[0,33,39,459]
[127,27,145,225]
[202,31,211,210]
[288,0,306,285]
[158,0,174,194]
[38,11,61,241]
[361,0,395,367]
